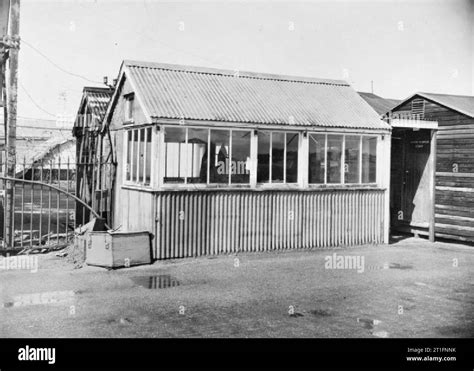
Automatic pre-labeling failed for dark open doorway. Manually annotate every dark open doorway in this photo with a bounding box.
[390,128,436,241]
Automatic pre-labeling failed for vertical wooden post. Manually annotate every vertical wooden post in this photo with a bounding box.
[5,0,20,247]
[429,129,437,242]
[377,132,392,244]
[298,131,308,187]
[249,130,258,188]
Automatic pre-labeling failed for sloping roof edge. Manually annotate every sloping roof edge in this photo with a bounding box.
[102,61,154,131]
[388,92,474,118]
[123,59,350,86]
[104,60,390,131]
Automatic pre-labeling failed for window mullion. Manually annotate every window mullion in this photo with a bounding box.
[124,130,129,182]
[142,128,147,185]
[269,132,273,183]
[131,130,135,182]
[324,134,328,184]
[228,129,232,185]
[341,134,345,184]
[284,132,287,183]
[359,136,363,184]
[136,129,141,182]
[207,129,210,185]
[184,128,188,185]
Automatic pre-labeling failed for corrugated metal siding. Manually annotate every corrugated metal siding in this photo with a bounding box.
[154,190,385,259]
[125,61,388,130]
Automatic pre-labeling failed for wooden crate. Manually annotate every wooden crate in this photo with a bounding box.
[86,231,152,268]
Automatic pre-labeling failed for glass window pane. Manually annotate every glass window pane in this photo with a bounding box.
[145,128,152,185]
[327,135,343,183]
[138,129,145,183]
[231,130,251,184]
[362,136,377,183]
[345,135,360,184]
[272,132,284,183]
[132,130,139,182]
[309,134,325,184]
[210,129,230,184]
[186,128,209,184]
[257,131,270,183]
[126,130,132,181]
[164,127,186,183]
[286,132,298,183]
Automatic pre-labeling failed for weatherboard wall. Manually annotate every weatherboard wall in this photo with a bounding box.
[392,97,474,242]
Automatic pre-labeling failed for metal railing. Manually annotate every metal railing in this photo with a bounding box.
[0,158,110,252]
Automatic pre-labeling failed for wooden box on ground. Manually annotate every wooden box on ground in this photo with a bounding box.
[85,231,152,268]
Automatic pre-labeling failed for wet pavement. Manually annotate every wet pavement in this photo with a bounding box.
[131,275,180,289]
[0,237,473,338]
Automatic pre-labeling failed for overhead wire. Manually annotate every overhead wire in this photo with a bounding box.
[21,38,103,85]
[19,81,56,118]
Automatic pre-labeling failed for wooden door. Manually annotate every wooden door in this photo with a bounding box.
[391,129,432,228]
[403,131,431,225]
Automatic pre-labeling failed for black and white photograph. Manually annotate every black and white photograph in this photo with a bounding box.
[0,0,473,369]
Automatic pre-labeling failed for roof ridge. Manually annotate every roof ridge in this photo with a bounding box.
[418,91,474,99]
[123,60,349,87]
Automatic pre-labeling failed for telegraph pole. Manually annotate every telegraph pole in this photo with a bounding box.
[5,0,20,248]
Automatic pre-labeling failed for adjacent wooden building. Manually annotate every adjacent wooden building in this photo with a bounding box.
[102,60,392,259]
[73,86,115,225]
[386,93,474,243]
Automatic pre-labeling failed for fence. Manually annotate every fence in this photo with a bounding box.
[0,158,110,252]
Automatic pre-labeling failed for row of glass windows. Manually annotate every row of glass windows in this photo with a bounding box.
[125,127,152,185]
[309,134,377,184]
[124,127,377,187]
[163,127,251,184]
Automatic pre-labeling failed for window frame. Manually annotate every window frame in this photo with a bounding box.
[161,125,252,188]
[123,125,154,188]
[122,124,382,191]
[307,132,378,186]
[124,93,135,123]
[256,130,300,185]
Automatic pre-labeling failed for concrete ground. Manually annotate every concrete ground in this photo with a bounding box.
[0,236,473,338]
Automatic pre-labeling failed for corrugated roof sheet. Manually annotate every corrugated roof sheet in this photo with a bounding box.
[416,92,474,118]
[358,92,401,116]
[83,87,114,120]
[123,60,389,130]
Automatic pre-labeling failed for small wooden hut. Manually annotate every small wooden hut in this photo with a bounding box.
[73,86,114,225]
[386,92,474,243]
[103,60,392,259]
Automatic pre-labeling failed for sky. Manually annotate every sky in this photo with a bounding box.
[15,0,474,123]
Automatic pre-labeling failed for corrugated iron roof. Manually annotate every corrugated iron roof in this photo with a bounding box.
[358,92,401,116]
[389,92,474,118]
[82,87,114,120]
[416,92,474,118]
[122,60,389,130]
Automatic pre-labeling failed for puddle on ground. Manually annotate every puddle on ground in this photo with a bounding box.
[131,275,180,289]
[2,290,75,308]
[289,312,304,318]
[310,309,333,317]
